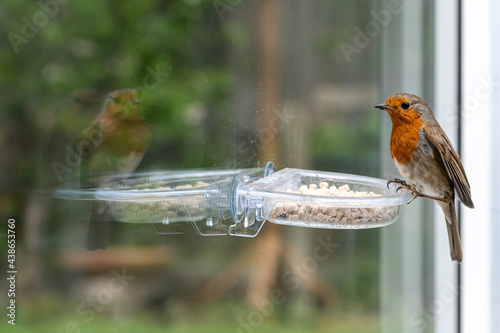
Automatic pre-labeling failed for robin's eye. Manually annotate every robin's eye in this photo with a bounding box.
[401,102,410,109]
[112,97,121,104]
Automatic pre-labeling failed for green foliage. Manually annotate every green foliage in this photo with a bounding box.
[311,111,380,176]
[8,298,379,333]
[0,0,233,179]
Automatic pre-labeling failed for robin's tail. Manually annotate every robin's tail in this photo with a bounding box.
[439,201,463,263]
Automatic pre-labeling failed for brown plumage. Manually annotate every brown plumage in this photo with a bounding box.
[375,93,474,263]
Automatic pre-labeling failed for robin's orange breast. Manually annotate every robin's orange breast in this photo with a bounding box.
[389,114,423,165]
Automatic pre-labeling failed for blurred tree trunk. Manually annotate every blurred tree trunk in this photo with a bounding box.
[197,0,337,308]
[246,0,283,305]
[257,0,280,165]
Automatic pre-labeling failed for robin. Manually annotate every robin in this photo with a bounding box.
[375,93,474,263]
[78,88,151,250]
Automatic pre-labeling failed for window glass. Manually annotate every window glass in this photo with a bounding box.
[0,1,436,332]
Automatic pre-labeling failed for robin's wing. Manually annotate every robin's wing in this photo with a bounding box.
[424,124,474,208]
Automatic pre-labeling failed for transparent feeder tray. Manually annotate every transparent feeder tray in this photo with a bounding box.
[56,165,274,236]
[56,163,412,238]
[229,168,412,237]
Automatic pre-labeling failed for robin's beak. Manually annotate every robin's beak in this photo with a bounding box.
[374,103,390,110]
[130,99,141,105]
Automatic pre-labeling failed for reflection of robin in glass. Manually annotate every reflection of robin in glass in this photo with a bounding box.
[376,93,474,263]
[78,89,151,250]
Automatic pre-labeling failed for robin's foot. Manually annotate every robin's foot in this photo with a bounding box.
[387,178,409,189]
[393,183,451,205]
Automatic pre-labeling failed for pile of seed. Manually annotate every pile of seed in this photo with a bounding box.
[270,182,398,227]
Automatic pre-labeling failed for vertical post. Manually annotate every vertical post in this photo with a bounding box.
[433,1,460,332]
[490,2,500,331]
[461,0,492,332]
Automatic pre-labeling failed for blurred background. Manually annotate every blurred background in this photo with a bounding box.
[0,1,498,332]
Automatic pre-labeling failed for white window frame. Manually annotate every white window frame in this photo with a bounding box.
[460,1,494,333]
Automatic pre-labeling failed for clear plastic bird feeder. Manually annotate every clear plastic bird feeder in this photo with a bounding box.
[56,162,412,237]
